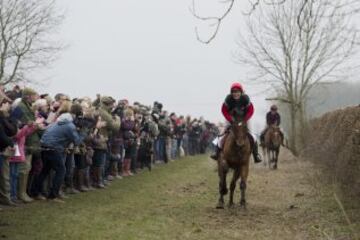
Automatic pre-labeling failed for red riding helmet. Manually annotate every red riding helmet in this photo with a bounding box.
[230,82,243,92]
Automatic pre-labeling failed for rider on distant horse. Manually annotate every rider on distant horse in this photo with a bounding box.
[210,83,262,163]
[260,104,284,146]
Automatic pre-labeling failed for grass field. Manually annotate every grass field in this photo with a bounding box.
[0,151,359,240]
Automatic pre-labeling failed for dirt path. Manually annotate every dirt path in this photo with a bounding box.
[0,150,357,240]
[196,149,358,240]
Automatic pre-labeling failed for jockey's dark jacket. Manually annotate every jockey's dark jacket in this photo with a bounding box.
[221,94,254,123]
[266,111,281,126]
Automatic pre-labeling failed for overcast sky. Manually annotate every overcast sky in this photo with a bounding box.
[34,0,278,134]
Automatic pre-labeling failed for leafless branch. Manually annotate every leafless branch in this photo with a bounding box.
[0,0,64,86]
[243,0,287,15]
[190,0,235,44]
[234,0,359,151]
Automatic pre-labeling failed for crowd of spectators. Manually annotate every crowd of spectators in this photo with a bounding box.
[0,85,218,206]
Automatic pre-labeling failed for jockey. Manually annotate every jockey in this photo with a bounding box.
[260,104,284,145]
[210,83,262,163]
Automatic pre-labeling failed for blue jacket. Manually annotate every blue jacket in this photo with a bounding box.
[40,113,84,152]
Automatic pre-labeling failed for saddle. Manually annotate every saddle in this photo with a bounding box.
[218,126,231,149]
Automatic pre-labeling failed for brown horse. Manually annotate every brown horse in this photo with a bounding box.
[216,120,251,209]
[262,125,282,169]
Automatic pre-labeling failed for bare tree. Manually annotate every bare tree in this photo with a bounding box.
[190,0,235,44]
[0,0,64,86]
[190,0,288,44]
[234,0,360,154]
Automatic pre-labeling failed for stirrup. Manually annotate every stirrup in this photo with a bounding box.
[254,154,262,163]
[210,153,218,160]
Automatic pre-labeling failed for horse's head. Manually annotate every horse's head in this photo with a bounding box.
[231,120,248,147]
[269,125,282,147]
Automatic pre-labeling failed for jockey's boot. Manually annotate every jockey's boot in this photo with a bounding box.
[210,146,221,160]
[280,132,285,146]
[260,128,268,147]
[260,133,265,147]
[247,132,262,163]
[253,142,262,163]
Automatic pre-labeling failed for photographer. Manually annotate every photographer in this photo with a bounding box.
[188,120,202,155]
[138,111,158,171]
[112,99,128,119]
[72,102,97,192]
[174,116,186,158]
[156,113,171,163]
[63,103,95,194]
[92,96,120,186]
[33,102,85,202]
[152,101,163,115]
[120,108,137,176]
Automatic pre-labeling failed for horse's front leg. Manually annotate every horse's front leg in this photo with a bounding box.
[216,161,228,209]
[239,162,249,208]
[274,148,280,169]
[270,150,276,169]
[229,169,240,208]
[262,146,267,167]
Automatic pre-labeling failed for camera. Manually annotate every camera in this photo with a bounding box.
[74,116,96,132]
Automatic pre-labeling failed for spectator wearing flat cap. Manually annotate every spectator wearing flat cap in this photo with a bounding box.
[10,88,40,203]
[93,96,120,184]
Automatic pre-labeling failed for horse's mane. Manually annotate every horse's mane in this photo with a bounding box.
[223,121,251,160]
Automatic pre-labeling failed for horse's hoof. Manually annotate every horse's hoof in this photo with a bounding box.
[228,202,234,208]
[240,200,246,208]
[221,189,228,195]
[216,202,225,209]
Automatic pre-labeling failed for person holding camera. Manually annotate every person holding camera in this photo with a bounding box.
[91,96,120,186]
[33,102,85,202]
[72,102,97,191]
[120,108,137,176]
